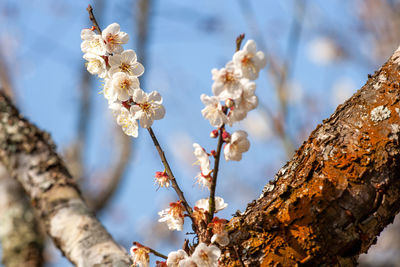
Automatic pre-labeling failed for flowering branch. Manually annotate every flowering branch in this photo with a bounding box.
[147,127,196,224]
[208,35,245,223]
[86,5,102,34]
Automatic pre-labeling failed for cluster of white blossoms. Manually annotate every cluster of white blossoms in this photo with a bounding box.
[81,23,165,138]
[202,39,265,128]
[167,243,221,267]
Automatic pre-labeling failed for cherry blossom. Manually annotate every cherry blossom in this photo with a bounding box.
[158,201,185,231]
[227,79,258,125]
[83,52,107,78]
[192,143,211,176]
[154,171,170,188]
[167,249,189,267]
[233,40,266,80]
[195,197,228,213]
[80,29,106,56]
[209,217,229,246]
[211,61,243,100]
[191,243,221,267]
[130,244,150,267]
[200,94,228,128]
[115,106,139,138]
[131,90,165,128]
[105,72,140,101]
[194,172,212,190]
[178,258,198,267]
[102,23,129,54]
[108,49,145,77]
[224,130,250,161]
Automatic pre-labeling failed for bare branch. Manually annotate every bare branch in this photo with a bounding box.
[0,166,44,267]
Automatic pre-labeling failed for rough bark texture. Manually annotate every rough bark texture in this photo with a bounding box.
[221,46,400,266]
[0,165,44,267]
[0,94,131,267]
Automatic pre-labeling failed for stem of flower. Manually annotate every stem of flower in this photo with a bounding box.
[133,242,168,260]
[147,127,197,226]
[86,5,102,34]
[207,126,225,223]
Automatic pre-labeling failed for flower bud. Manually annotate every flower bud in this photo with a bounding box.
[210,129,219,138]
[225,98,234,108]
[210,150,217,157]
[222,131,231,142]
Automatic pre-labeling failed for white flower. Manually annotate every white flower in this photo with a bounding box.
[102,23,129,54]
[154,171,170,188]
[191,243,221,267]
[131,90,166,128]
[108,49,145,77]
[211,61,243,100]
[158,201,185,231]
[83,52,107,78]
[192,143,211,175]
[209,217,229,247]
[80,29,106,56]
[194,173,212,190]
[211,231,230,247]
[115,107,139,137]
[130,245,150,267]
[233,40,266,80]
[178,258,198,267]
[227,79,258,125]
[105,72,140,101]
[224,130,250,161]
[200,94,228,128]
[195,197,228,213]
[167,250,189,267]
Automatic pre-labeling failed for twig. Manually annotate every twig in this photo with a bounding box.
[236,33,245,52]
[132,242,168,259]
[86,5,102,34]
[147,127,196,226]
[207,126,224,223]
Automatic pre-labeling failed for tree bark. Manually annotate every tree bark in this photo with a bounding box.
[0,165,44,267]
[221,45,400,266]
[0,94,131,266]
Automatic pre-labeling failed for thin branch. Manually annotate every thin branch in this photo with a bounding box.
[236,33,245,52]
[207,127,224,223]
[133,242,168,260]
[147,127,196,226]
[86,5,102,34]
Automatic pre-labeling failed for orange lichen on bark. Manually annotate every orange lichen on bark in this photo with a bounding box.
[220,48,400,266]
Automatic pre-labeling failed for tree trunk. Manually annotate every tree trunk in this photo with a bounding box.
[0,165,44,267]
[0,93,131,266]
[221,46,400,266]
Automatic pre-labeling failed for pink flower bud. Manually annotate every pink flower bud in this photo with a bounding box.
[222,131,231,142]
[210,129,219,138]
[210,150,217,157]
